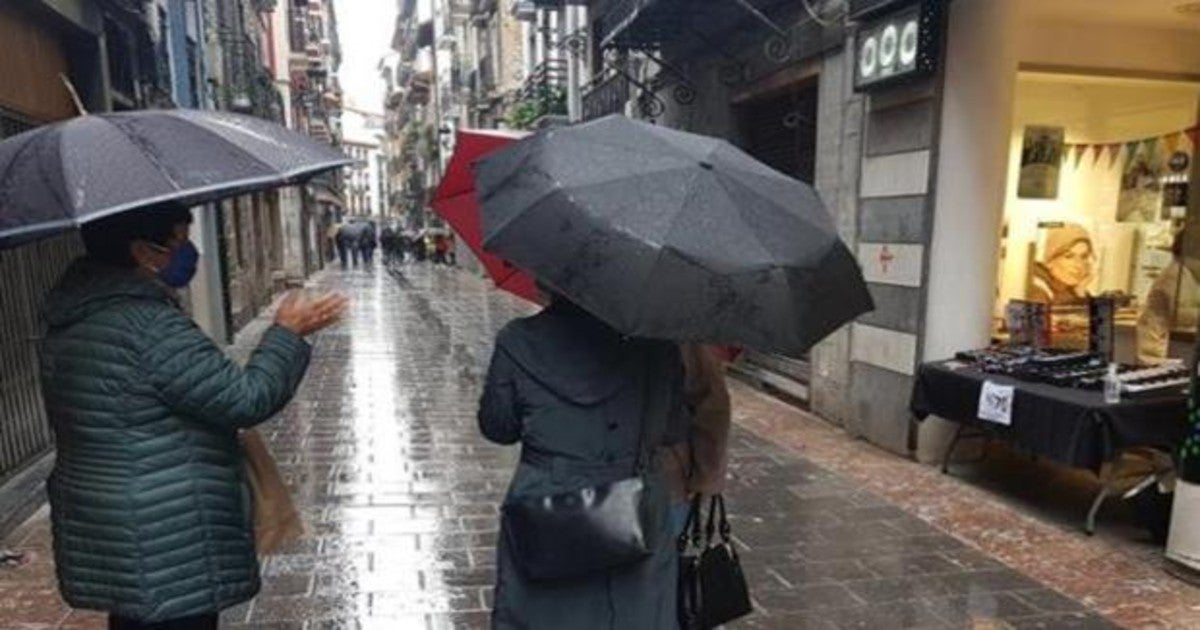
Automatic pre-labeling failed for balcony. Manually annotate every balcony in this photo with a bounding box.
[520,59,566,101]
[510,60,568,129]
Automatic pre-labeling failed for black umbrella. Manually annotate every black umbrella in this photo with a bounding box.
[0,109,352,245]
[476,115,873,357]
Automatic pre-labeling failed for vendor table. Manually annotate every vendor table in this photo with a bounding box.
[911,361,1188,534]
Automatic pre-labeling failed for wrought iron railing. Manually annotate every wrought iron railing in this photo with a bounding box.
[520,59,567,101]
[581,69,630,121]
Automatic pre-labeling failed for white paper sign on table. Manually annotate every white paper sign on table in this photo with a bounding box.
[977,381,1015,426]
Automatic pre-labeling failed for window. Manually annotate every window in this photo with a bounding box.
[104,17,136,98]
[185,38,200,107]
[994,72,1200,362]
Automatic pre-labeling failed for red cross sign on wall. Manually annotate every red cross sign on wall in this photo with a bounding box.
[878,245,895,275]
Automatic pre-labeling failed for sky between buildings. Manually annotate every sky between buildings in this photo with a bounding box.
[335,0,401,116]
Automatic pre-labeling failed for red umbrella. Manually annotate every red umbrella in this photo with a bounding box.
[432,128,538,302]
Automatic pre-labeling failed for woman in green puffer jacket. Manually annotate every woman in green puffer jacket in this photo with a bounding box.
[39,204,347,630]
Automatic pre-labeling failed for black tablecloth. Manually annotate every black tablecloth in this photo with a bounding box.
[910,362,1188,471]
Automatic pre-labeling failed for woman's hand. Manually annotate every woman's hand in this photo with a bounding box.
[275,290,349,337]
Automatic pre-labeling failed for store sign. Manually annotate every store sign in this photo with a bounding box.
[977,381,1015,426]
[853,1,941,91]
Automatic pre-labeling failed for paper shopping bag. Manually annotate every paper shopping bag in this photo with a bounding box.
[241,429,304,555]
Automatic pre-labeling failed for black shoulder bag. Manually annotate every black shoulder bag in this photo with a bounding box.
[678,494,753,629]
[501,367,663,581]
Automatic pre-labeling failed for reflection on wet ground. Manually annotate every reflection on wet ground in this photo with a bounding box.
[1,265,1114,629]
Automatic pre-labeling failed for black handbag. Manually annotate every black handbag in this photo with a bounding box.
[678,494,753,629]
[501,369,662,581]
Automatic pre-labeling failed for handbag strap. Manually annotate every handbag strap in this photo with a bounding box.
[677,493,704,552]
[704,494,732,545]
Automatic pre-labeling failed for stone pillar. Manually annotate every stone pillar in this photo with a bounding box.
[809,43,864,427]
[918,0,1020,462]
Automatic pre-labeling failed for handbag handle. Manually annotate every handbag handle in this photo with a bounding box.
[704,495,732,546]
[677,493,704,552]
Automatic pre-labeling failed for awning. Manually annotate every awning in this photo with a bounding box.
[598,0,824,54]
[308,175,345,207]
[312,187,345,208]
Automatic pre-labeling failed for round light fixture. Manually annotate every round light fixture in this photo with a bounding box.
[879,24,899,70]
[899,19,919,67]
[860,36,878,78]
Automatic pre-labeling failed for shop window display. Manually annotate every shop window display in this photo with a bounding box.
[995,72,1200,364]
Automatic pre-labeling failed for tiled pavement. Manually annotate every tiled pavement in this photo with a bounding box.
[0,264,1158,629]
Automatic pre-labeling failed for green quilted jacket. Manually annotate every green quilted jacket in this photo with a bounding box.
[38,259,312,622]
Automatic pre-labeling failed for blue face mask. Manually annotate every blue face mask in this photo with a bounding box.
[158,240,200,288]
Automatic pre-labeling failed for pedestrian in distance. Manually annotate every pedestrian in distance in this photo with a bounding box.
[433,233,448,265]
[325,220,340,263]
[397,230,412,264]
[360,222,378,267]
[39,203,348,630]
[336,222,358,269]
[334,221,351,269]
[380,225,397,266]
[445,233,457,267]
[413,231,428,263]
[478,284,688,630]
[426,233,437,264]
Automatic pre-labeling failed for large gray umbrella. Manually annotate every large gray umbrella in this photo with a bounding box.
[476,115,873,357]
[0,109,352,245]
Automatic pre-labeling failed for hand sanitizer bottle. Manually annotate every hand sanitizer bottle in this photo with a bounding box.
[1104,363,1121,404]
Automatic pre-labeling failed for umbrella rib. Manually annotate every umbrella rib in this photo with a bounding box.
[0,130,75,222]
[0,131,41,192]
[711,171,825,264]
[45,127,75,219]
[101,116,187,191]
[125,114,295,186]
[632,160,714,327]
[716,166,835,233]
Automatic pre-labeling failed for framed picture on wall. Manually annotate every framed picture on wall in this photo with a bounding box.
[1018,125,1064,199]
[1117,143,1163,223]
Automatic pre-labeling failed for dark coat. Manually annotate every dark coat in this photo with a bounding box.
[39,260,311,622]
[479,302,688,630]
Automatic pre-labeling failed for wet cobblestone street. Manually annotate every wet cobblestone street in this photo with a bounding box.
[1,265,1129,628]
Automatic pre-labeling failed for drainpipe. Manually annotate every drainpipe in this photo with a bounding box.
[565,5,580,122]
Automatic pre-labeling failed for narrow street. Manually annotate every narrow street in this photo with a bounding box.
[0,265,1165,629]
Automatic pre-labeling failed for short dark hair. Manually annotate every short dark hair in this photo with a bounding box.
[81,203,194,268]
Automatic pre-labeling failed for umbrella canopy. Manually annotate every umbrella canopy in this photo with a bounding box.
[432,128,537,302]
[0,109,353,246]
[476,115,874,357]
